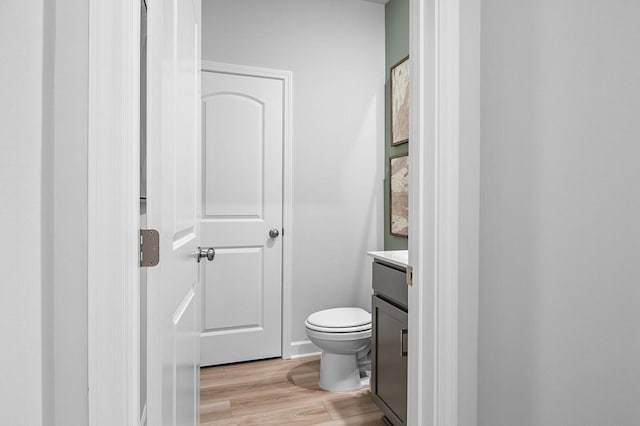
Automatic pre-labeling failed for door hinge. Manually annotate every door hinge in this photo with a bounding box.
[140,229,159,267]
[406,265,413,287]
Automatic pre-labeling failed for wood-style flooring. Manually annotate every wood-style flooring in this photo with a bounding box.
[200,356,385,425]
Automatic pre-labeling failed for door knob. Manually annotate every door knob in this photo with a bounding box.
[269,228,280,238]
[197,247,215,263]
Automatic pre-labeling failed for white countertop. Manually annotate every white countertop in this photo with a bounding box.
[367,250,408,269]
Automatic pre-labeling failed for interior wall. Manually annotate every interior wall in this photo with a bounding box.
[0,1,49,423]
[384,0,409,250]
[202,0,385,345]
[480,1,640,425]
[458,0,480,424]
[53,0,89,424]
[42,0,56,424]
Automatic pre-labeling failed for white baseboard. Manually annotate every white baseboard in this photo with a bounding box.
[287,340,321,359]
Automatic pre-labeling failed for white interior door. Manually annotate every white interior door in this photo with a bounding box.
[200,67,284,366]
[146,0,201,425]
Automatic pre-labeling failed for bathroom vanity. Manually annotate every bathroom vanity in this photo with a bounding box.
[368,251,408,425]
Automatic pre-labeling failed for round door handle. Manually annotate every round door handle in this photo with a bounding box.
[269,228,280,238]
[197,247,215,263]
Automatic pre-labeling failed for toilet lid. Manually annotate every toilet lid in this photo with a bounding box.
[306,307,371,329]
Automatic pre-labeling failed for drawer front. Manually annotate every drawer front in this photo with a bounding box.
[372,261,408,308]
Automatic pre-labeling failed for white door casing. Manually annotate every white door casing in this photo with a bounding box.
[407,0,480,425]
[200,63,291,366]
[146,0,202,425]
[87,0,141,424]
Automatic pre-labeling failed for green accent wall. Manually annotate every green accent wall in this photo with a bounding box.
[384,0,409,250]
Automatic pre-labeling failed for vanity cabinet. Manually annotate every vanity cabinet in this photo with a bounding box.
[371,260,408,425]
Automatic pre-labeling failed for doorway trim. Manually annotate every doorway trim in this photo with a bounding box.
[200,61,294,360]
[87,0,140,425]
[407,0,479,425]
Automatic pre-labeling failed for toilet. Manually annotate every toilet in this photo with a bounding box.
[304,307,372,392]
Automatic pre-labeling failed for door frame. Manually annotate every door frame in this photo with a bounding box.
[87,0,141,425]
[407,0,480,424]
[86,2,480,426]
[200,60,295,360]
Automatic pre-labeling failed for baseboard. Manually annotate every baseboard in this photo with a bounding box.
[287,339,321,359]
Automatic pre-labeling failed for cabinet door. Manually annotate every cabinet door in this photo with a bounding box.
[371,295,408,425]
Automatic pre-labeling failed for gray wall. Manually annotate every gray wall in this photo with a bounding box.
[53,0,89,424]
[479,1,640,425]
[0,0,49,423]
[384,0,409,250]
[202,0,385,345]
[459,0,480,424]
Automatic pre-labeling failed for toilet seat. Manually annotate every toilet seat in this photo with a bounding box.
[305,307,371,333]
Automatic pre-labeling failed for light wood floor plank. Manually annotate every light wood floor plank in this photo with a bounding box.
[200,356,384,425]
[202,402,332,426]
[311,411,387,426]
[200,400,233,423]
[323,391,381,420]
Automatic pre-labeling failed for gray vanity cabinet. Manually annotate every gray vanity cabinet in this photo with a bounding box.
[371,260,408,425]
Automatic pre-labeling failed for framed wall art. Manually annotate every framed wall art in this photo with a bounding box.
[391,55,410,146]
[390,153,409,237]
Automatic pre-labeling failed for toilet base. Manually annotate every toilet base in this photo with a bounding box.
[319,351,369,392]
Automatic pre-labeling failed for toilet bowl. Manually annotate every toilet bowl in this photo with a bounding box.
[305,307,372,392]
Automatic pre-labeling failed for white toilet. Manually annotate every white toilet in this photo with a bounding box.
[304,307,372,392]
